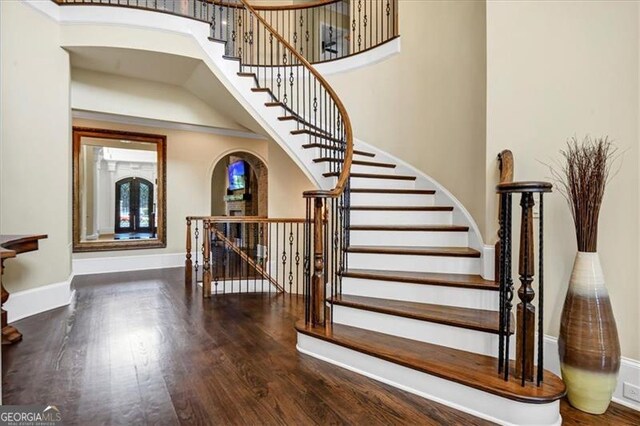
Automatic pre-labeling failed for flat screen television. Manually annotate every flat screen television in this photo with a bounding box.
[228,160,246,191]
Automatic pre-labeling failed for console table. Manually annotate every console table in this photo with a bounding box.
[0,234,47,344]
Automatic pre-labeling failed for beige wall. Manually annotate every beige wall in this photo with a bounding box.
[72,68,245,131]
[487,0,640,360]
[0,1,72,293]
[325,0,487,236]
[73,118,312,259]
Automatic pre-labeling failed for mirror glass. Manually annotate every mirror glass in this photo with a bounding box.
[73,128,166,252]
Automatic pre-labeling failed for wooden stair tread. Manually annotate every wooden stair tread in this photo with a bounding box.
[347,246,481,258]
[341,268,499,290]
[329,294,507,334]
[302,143,376,158]
[350,188,435,194]
[349,225,469,232]
[349,205,453,211]
[265,101,284,107]
[291,129,342,143]
[295,321,566,403]
[314,158,396,169]
[278,115,303,121]
[324,172,416,180]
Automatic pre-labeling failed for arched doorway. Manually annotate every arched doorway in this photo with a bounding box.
[114,176,155,236]
[210,152,267,217]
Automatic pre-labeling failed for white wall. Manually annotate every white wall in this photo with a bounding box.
[0,1,72,292]
[486,0,640,360]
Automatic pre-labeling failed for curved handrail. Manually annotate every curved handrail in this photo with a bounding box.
[211,0,342,11]
[238,0,353,198]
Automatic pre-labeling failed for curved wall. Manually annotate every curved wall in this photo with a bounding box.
[325,0,488,239]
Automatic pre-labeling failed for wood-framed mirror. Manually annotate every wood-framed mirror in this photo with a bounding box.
[72,127,167,252]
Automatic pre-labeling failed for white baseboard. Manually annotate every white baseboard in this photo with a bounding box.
[544,335,640,411]
[72,252,185,275]
[4,275,75,323]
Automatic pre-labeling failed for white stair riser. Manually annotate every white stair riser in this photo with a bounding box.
[341,277,499,310]
[348,177,416,189]
[350,210,452,225]
[347,252,481,274]
[350,192,435,206]
[332,305,498,357]
[349,230,468,247]
[297,334,562,426]
[349,164,398,174]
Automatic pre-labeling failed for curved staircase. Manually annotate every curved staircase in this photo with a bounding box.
[296,148,565,426]
[41,0,565,424]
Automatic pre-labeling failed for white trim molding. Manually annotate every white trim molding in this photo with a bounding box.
[543,335,640,412]
[72,109,267,140]
[4,275,75,323]
[72,252,185,275]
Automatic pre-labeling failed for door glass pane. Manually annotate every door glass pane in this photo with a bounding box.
[139,182,151,228]
[119,182,131,228]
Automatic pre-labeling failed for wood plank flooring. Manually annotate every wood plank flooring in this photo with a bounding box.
[2,267,639,425]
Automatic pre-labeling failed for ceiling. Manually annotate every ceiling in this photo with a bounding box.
[67,46,266,135]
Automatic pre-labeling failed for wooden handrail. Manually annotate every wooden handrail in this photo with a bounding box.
[206,0,342,11]
[238,0,353,199]
[496,182,553,194]
[186,216,306,223]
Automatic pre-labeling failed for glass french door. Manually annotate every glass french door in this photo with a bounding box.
[114,177,154,234]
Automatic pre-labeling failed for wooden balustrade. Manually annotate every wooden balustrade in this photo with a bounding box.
[311,198,325,326]
[496,165,552,385]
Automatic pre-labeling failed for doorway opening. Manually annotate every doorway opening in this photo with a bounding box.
[114,176,155,239]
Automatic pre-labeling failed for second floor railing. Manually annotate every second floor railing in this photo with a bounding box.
[55,0,399,64]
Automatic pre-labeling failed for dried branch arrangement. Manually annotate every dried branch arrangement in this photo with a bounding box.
[549,136,619,252]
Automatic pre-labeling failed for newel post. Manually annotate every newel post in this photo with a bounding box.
[202,220,212,299]
[185,218,193,285]
[516,192,536,383]
[311,197,325,326]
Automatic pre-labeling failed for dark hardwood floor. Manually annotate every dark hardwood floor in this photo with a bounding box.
[2,268,639,425]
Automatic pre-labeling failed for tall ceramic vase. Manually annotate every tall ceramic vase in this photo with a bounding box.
[559,252,621,414]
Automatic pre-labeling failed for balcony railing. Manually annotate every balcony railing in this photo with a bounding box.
[55,0,399,64]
